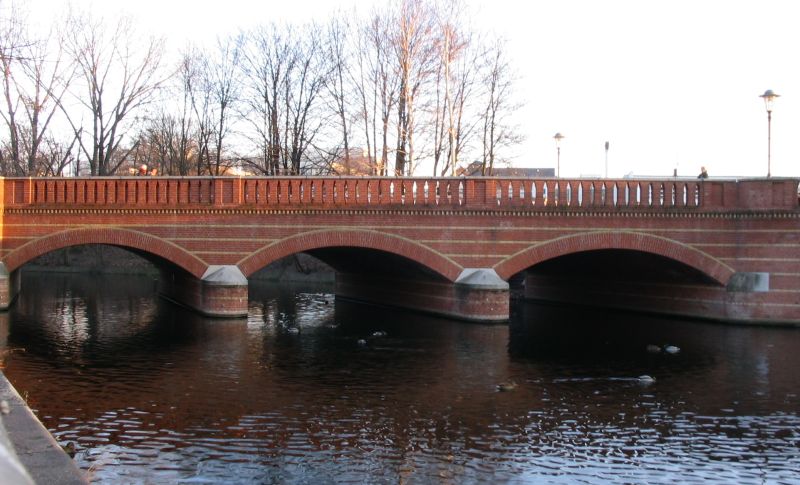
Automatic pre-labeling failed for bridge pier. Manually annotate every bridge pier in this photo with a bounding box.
[335,268,509,322]
[160,265,249,318]
[0,263,20,311]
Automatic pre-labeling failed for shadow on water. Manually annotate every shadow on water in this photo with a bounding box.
[0,273,798,484]
[508,300,720,372]
[508,300,800,414]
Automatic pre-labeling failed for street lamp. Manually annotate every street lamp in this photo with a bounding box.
[604,141,610,178]
[553,132,565,177]
[759,89,780,177]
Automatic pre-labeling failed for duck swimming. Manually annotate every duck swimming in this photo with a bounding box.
[637,375,656,384]
[62,442,76,458]
[496,381,518,392]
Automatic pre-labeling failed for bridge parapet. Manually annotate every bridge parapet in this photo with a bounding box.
[3,177,797,211]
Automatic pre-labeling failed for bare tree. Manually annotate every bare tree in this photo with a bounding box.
[480,38,523,175]
[350,12,399,176]
[136,54,200,176]
[284,24,327,175]
[239,23,293,175]
[38,133,79,176]
[202,35,241,175]
[440,21,458,175]
[391,0,437,176]
[0,4,79,176]
[167,59,196,176]
[181,48,214,175]
[438,31,482,176]
[431,1,471,176]
[130,110,194,176]
[323,14,353,174]
[19,26,76,175]
[63,12,166,175]
[0,5,25,174]
[239,23,327,176]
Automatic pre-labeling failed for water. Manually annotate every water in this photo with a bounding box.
[1,272,798,484]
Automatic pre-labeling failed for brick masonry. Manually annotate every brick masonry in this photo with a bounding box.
[336,273,509,322]
[0,176,798,323]
[158,267,249,318]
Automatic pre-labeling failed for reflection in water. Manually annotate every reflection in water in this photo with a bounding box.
[1,273,798,484]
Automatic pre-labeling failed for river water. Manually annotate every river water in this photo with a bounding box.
[1,272,798,484]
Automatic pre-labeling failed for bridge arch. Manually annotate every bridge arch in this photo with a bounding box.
[493,231,735,286]
[237,229,464,281]
[2,227,209,278]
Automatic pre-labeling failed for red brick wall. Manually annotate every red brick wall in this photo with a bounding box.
[336,273,509,322]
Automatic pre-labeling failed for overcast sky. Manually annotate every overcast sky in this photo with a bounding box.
[22,0,800,178]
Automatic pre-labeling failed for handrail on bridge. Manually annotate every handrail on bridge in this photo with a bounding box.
[2,176,798,211]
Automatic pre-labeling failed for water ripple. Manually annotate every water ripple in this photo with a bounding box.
[1,273,799,484]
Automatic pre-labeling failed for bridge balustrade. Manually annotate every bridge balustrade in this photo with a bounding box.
[3,176,797,211]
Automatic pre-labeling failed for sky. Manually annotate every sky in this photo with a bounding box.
[18,0,800,178]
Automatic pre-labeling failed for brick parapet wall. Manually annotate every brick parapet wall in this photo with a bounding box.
[4,177,797,212]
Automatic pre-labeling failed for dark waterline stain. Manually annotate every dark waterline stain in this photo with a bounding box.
[1,273,798,484]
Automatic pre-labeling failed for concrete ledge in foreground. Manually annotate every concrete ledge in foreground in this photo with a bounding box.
[0,372,87,484]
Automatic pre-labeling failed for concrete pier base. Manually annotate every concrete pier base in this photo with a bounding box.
[0,264,20,311]
[161,265,249,317]
[335,268,509,322]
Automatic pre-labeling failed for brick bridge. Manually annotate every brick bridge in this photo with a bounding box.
[0,176,798,324]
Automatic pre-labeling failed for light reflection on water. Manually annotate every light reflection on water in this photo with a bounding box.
[1,272,798,484]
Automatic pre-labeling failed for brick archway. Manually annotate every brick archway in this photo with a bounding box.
[493,231,735,285]
[237,229,464,281]
[2,227,208,277]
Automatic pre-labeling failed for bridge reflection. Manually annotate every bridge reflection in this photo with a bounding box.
[2,273,799,483]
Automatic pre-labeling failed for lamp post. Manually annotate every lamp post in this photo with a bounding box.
[759,89,780,177]
[604,141,610,178]
[553,132,564,177]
